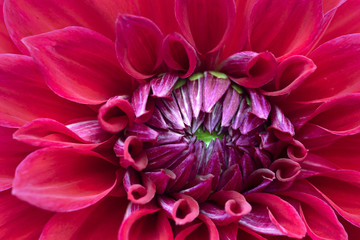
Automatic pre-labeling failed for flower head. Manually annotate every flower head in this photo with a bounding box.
[1,0,360,239]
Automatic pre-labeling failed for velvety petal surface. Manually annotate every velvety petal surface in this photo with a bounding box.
[23,26,134,104]
[12,147,118,212]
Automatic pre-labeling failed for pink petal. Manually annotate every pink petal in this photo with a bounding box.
[119,136,148,171]
[98,96,135,133]
[249,0,323,60]
[0,190,52,239]
[261,55,317,97]
[158,193,200,225]
[202,72,231,113]
[290,33,360,102]
[123,169,156,205]
[0,126,35,190]
[307,93,360,135]
[0,0,19,53]
[13,118,111,149]
[115,14,163,79]
[175,0,236,54]
[162,33,197,78]
[22,26,134,104]
[119,202,173,240]
[320,0,360,44]
[281,191,347,240]
[131,83,155,124]
[151,72,180,99]
[174,214,219,240]
[12,147,118,212]
[126,123,159,144]
[308,170,360,227]
[3,0,136,54]
[241,192,306,238]
[144,169,176,194]
[0,54,94,127]
[40,197,128,240]
[220,51,277,88]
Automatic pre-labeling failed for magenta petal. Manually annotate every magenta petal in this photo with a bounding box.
[146,142,189,169]
[217,164,243,192]
[249,0,323,59]
[248,89,271,120]
[22,26,133,104]
[162,33,197,78]
[118,202,173,240]
[0,190,52,239]
[222,88,241,127]
[220,51,277,88]
[156,98,186,130]
[188,76,204,118]
[202,72,230,113]
[126,124,159,144]
[131,83,155,124]
[123,169,156,205]
[241,192,306,238]
[98,96,135,133]
[144,169,176,194]
[116,14,163,79]
[158,193,199,225]
[268,105,295,140]
[174,214,219,240]
[13,118,111,149]
[180,174,214,203]
[151,72,179,99]
[175,0,235,54]
[0,54,94,127]
[167,153,196,192]
[40,197,128,240]
[270,158,301,182]
[117,136,148,171]
[12,147,117,212]
[174,83,193,126]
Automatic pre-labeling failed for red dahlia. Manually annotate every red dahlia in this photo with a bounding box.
[1,0,360,239]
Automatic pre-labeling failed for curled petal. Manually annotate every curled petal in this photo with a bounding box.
[287,139,308,162]
[162,33,197,78]
[98,96,135,133]
[270,158,301,182]
[116,136,148,171]
[268,105,295,140]
[144,169,176,194]
[175,0,236,54]
[123,169,156,205]
[201,191,251,225]
[116,14,163,79]
[261,55,317,96]
[220,51,277,88]
[119,202,173,240]
[158,193,199,225]
[242,168,275,194]
[12,147,118,212]
[14,118,111,149]
[22,26,133,104]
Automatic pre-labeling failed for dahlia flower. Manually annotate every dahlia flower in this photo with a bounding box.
[1,0,360,239]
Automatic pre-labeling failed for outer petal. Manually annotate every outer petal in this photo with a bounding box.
[40,197,128,240]
[0,190,52,239]
[289,34,360,102]
[308,170,360,227]
[240,192,306,238]
[3,0,137,54]
[12,147,118,212]
[0,54,94,127]
[118,202,173,240]
[116,14,163,80]
[0,127,35,190]
[174,214,219,240]
[249,0,323,59]
[175,0,236,54]
[22,26,134,104]
[0,0,19,53]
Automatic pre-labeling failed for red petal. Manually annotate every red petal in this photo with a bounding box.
[12,147,117,212]
[119,203,173,240]
[0,54,94,127]
[175,0,236,54]
[121,136,148,171]
[241,192,306,238]
[175,214,219,240]
[281,191,347,240]
[3,0,136,54]
[0,126,35,190]
[320,0,360,44]
[249,0,323,59]
[22,26,134,104]
[13,118,111,149]
[308,170,360,227]
[0,0,19,53]
[307,93,360,135]
[0,190,52,239]
[123,169,156,205]
[40,197,128,240]
[290,34,360,102]
[116,14,163,79]
[98,96,135,133]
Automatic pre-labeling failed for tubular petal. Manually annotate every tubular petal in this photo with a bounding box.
[115,14,163,79]
[175,0,236,54]
[12,148,118,212]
